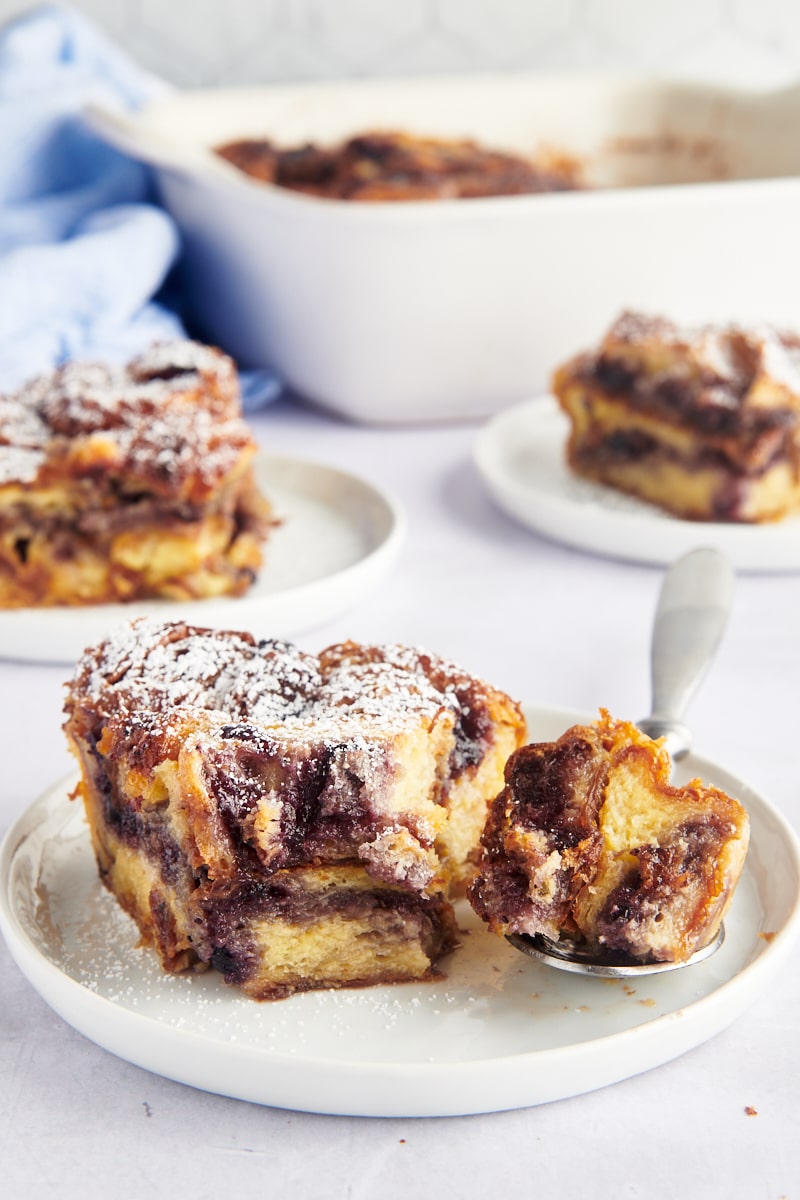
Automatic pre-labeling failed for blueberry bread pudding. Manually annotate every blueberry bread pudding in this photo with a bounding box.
[0,341,271,606]
[553,311,800,522]
[64,619,527,999]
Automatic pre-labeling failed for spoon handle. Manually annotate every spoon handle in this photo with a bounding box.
[637,547,735,757]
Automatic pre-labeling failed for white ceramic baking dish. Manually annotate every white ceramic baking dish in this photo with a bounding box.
[86,73,800,424]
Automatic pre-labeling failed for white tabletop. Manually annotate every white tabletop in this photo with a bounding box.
[2,397,799,1199]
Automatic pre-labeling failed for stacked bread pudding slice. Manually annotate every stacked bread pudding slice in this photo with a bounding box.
[64,619,527,999]
[0,341,271,607]
[553,311,800,522]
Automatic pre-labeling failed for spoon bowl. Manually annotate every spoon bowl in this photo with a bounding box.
[507,926,725,979]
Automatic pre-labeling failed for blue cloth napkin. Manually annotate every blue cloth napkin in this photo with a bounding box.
[0,3,281,409]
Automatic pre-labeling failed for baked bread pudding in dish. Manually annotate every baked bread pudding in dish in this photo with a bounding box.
[552,311,800,522]
[0,341,271,607]
[64,619,526,999]
[469,711,749,965]
[216,129,581,201]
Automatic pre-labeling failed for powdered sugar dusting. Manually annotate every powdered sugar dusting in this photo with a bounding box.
[0,394,49,483]
[0,340,254,493]
[131,341,231,381]
[69,618,472,742]
[0,445,47,485]
[756,330,800,397]
[604,310,800,406]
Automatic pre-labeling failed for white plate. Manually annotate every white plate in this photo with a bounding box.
[1,704,798,1118]
[0,454,405,664]
[474,397,800,571]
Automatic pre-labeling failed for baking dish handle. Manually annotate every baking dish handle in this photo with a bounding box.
[82,103,235,183]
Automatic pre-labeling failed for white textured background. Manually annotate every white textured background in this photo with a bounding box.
[3,0,800,89]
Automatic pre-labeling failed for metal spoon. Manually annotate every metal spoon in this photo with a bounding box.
[508,546,735,978]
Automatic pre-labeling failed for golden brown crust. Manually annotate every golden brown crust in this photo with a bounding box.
[469,710,749,964]
[216,129,582,201]
[0,341,273,606]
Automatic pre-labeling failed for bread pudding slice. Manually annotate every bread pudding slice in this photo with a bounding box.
[553,311,800,522]
[64,620,526,998]
[0,341,271,607]
[469,711,749,964]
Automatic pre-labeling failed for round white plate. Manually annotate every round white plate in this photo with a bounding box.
[0,454,405,664]
[1,704,798,1118]
[474,397,800,571]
